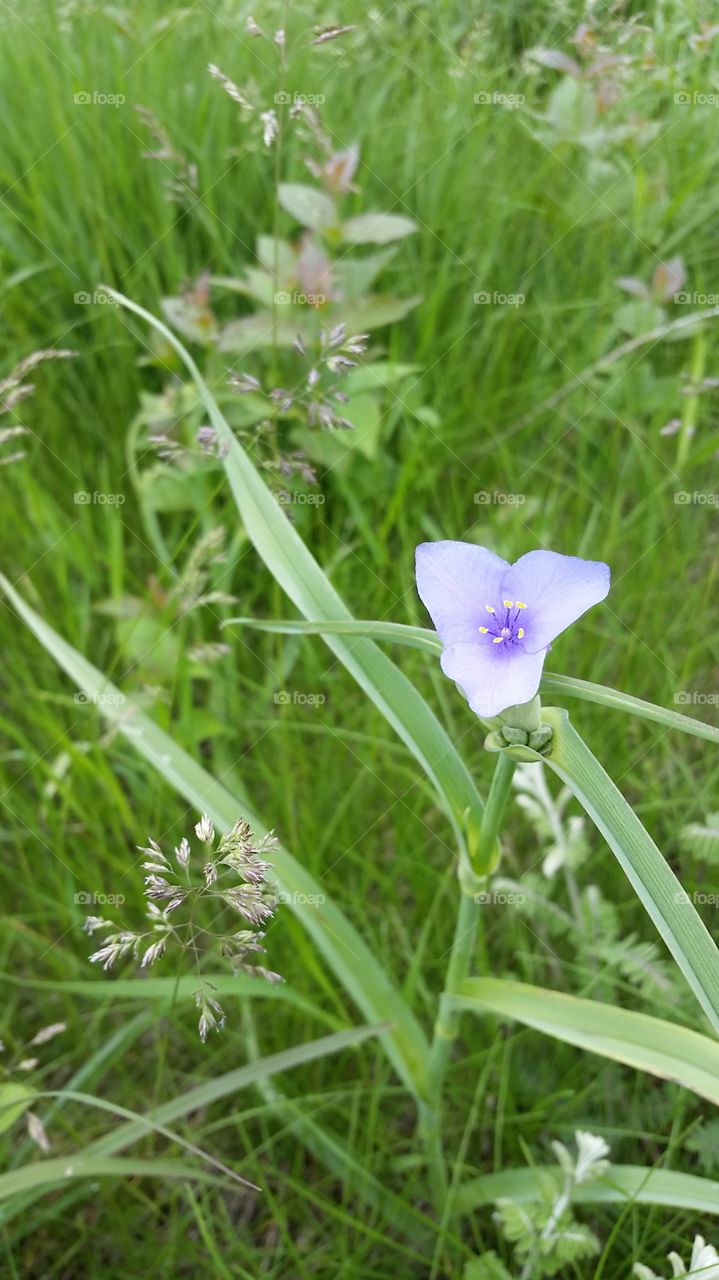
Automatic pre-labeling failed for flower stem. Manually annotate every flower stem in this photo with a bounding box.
[420,751,516,1210]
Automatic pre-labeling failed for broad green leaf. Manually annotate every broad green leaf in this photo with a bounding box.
[0,1084,35,1136]
[278,182,337,231]
[342,212,418,245]
[0,573,429,1100]
[334,247,398,299]
[543,710,719,1032]
[453,976,719,1103]
[333,293,422,330]
[217,311,307,353]
[455,1164,719,1217]
[100,288,485,865]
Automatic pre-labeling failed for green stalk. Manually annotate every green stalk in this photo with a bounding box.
[420,753,516,1209]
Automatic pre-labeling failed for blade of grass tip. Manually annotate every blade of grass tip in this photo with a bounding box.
[0,573,430,1100]
[541,672,719,747]
[0,1026,385,1219]
[100,286,484,856]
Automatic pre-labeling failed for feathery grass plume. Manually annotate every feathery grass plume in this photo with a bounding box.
[0,349,76,465]
[85,814,282,1042]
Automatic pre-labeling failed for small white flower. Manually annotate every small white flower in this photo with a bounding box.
[175,837,191,869]
[195,814,215,844]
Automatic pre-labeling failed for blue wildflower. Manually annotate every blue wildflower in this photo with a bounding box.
[415,541,610,718]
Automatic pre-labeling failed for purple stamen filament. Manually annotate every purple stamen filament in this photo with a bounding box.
[478,599,527,647]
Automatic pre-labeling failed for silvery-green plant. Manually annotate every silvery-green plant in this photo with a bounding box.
[85,814,281,1041]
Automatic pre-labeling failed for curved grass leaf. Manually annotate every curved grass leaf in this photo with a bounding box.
[544,711,719,1033]
[221,617,719,746]
[0,573,429,1100]
[455,1164,719,1216]
[453,976,719,1103]
[2,973,340,1030]
[0,1027,382,1222]
[0,1157,225,1204]
[102,287,484,857]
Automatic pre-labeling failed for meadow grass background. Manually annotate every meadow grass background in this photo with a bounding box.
[2,0,719,1275]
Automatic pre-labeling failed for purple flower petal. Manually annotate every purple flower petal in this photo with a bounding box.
[415,541,509,647]
[504,551,610,653]
[441,642,548,718]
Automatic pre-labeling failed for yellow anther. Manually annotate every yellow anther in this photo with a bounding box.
[485,604,495,614]
[492,636,503,644]
[503,599,513,608]
[516,601,527,609]
[518,627,524,639]
[478,626,489,634]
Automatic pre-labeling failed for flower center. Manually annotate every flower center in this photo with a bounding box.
[478,598,527,647]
